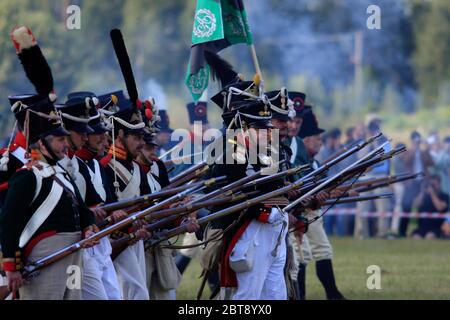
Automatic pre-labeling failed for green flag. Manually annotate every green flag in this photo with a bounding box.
[191,0,224,45]
[185,0,253,102]
[222,0,253,45]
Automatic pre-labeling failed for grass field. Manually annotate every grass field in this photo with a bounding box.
[176,237,450,300]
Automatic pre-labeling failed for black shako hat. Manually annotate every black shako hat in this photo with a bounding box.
[67,91,109,134]
[158,110,173,133]
[289,91,307,118]
[222,99,273,129]
[56,94,95,134]
[265,87,295,121]
[14,95,69,144]
[298,106,325,139]
[186,101,208,125]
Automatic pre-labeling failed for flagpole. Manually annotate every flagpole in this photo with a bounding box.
[249,44,264,95]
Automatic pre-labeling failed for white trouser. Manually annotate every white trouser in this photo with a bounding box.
[231,212,288,300]
[0,274,12,300]
[82,238,121,300]
[178,232,201,259]
[113,240,149,300]
[145,248,179,300]
[300,210,333,265]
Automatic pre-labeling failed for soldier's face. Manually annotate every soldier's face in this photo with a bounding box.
[140,144,157,163]
[42,135,69,160]
[156,132,170,146]
[87,133,106,155]
[124,133,145,158]
[303,134,323,156]
[247,128,271,147]
[271,119,288,140]
[288,117,303,137]
[69,131,88,150]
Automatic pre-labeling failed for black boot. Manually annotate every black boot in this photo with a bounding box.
[297,263,307,300]
[175,254,191,274]
[315,259,346,300]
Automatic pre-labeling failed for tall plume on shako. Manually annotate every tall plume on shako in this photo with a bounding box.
[110,29,139,108]
[11,26,56,101]
[109,29,156,126]
[204,50,240,89]
[0,26,60,172]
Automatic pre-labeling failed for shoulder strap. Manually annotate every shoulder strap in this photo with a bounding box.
[19,179,64,248]
[108,160,132,185]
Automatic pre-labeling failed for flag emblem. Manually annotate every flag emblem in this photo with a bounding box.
[186,64,210,95]
[193,9,217,39]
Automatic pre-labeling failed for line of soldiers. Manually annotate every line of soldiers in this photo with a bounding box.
[0,27,396,301]
[0,27,198,300]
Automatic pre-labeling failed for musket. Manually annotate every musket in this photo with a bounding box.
[241,164,310,190]
[171,165,210,188]
[111,192,251,259]
[351,172,423,194]
[142,139,378,248]
[330,174,406,193]
[296,132,382,184]
[16,177,220,280]
[290,193,394,219]
[322,193,393,206]
[98,184,195,212]
[143,133,383,247]
[167,161,207,186]
[319,140,360,166]
[277,133,384,200]
[340,145,406,178]
[179,160,302,207]
[316,145,407,195]
[284,140,390,212]
[96,176,227,228]
[110,166,282,259]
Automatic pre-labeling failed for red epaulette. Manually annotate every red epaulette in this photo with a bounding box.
[100,154,113,168]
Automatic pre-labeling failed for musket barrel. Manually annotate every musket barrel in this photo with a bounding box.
[21,177,221,278]
[284,140,390,212]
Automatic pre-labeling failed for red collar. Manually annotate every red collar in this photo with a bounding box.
[107,145,127,161]
[137,161,150,174]
[75,147,97,161]
[67,148,77,159]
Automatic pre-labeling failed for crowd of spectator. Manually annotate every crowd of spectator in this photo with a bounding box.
[317,116,450,240]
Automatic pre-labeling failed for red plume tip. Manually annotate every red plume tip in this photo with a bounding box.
[145,109,153,120]
[136,99,142,109]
